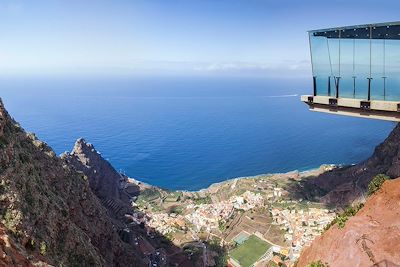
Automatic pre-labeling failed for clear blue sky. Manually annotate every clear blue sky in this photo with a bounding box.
[1,0,400,77]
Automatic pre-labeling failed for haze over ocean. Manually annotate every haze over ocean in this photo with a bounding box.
[1,76,394,190]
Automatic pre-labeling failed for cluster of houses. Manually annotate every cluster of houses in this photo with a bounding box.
[145,191,265,235]
[146,212,187,235]
[270,206,336,260]
[186,191,264,231]
[186,201,234,231]
[231,191,264,210]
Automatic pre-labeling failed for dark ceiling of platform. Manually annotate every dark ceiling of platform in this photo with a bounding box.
[311,23,400,40]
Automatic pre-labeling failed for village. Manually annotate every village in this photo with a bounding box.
[131,168,338,267]
[270,205,336,260]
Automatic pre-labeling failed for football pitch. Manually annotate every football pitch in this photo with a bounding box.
[229,235,271,267]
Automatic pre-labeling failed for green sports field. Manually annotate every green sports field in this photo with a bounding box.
[229,235,271,267]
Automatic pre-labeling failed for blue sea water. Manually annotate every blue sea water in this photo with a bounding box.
[0,75,395,190]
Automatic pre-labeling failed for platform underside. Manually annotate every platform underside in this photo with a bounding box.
[301,95,400,122]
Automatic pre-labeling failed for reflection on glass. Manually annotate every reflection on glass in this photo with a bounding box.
[385,40,400,101]
[310,36,331,96]
[340,38,356,98]
[309,23,400,101]
[354,39,370,99]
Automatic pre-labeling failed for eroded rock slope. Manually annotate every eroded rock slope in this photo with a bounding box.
[0,99,144,266]
[297,178,400,266]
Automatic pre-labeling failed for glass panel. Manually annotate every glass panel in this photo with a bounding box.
[370,39,385,100]
[385,40,400,101]
[310,24,400,101]
[327,38,340,77]
[315,76,329,96]
[328,38,340,97]
[309,34,331,96]
[354,39,370,99]
[339,38,356,98]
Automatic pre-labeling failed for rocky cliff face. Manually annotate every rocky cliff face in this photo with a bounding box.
[61,139,140,219]
[297,178,400,266]
[302,123,400,205]
[62,138,122,200]
[0,99,145,266]
[0,222,40,267]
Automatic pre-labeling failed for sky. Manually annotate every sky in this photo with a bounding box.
[1,0,400,77]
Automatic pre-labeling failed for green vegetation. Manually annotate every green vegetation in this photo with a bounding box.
[168,205,184,214]
[193,196,212,205]
[40,241,47,255]
[325,203,364,230]
[150,205,164,212]
[229,235,271,267]
[218,220,226,231]
[208,239,228,267]
[323,174,388,230]
[368,174,389,196]
[164,232,173,241]
[308,260,328,267]
[3,208,22,235]
[137,188,161,203]
[164,192,183,202]
[184,246,202,264]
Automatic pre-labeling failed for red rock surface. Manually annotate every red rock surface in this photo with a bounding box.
[0,223,34,267]
[297,178,400,267]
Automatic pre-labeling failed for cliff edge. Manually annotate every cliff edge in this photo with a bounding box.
[297,178,400,266]
[302,123,400,205]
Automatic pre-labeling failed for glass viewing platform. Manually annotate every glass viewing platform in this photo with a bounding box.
[301,21,400,121]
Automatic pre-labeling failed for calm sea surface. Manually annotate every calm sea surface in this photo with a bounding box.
[0,76,395,190]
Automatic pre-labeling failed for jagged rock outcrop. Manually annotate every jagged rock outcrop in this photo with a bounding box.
[62,138,122,200]
[61,139,193,266]
[61,139,140,219]
[297,178,400,266]
[0,99,145,266]
[303,123,400,205]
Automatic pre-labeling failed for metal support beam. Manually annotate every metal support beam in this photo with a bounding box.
[367,78,372,101]
[335,77,340,98]
[328,76,331,96]
[313,76,317,96]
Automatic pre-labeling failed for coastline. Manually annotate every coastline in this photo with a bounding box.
[128,164,338,193]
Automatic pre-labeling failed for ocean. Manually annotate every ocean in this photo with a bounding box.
[0,75,395,190]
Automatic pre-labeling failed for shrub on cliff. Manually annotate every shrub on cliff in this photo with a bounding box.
[308,260,328,267]
[368,174,389,196]
[324,203,364,230]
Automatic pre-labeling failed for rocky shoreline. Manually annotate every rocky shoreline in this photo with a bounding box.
[194,165,337,193]
[128,164,338,195]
